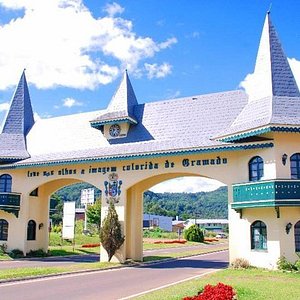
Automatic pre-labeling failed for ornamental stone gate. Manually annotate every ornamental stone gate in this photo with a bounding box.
[0,13,300,269]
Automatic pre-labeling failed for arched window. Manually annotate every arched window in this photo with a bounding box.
[251,220,267,250]
[0,174,12,193]
[27,220,36,241]
[0,219,8,241]
[290,153,300,179]
[295,221,300,252]
[249,156,264,181]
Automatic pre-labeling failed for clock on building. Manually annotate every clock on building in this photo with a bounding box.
[109,124,121,137]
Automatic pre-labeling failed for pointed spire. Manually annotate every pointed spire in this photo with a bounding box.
[0,70,34,162]
[248,12,300,102]
[107,70,138,119]
[90,70,138,127]
[2,70,35,135]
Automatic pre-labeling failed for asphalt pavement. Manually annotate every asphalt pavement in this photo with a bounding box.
[0,250,229,300]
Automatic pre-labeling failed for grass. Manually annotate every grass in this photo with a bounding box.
[143,244,228,262]
[143,241,203,250]
[135,268,300,300]
[0,262,120,281]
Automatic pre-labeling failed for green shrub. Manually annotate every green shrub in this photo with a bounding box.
[205,231,217,238]
[0,243,7,255]
[9,249,24,258]
[52,224,62,233]
[277,256,296,271]
[27,249,47,257]
[183,225,204,242]
[230,258,250,269]
[295,259,300,271]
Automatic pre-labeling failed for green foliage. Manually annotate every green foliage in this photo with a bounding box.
[277,256,297,271]
[50,194,63,225]
[143,187,228,220]
[75,220,84,234]
[54,183,101,207]
[183,225,204,242]
[0,243,7,255]
[52,224,62,233]
[143,227,178,239]
[27,249,47,257]
[100,202,125,262]
[295,259,300,271]
[9,249,24,258]
[86,199,101,231]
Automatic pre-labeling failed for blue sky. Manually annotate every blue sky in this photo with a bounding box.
[0,0,299,192]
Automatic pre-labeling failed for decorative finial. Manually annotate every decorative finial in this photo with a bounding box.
[267,3,272,14]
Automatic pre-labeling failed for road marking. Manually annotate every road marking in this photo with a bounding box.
[119,269,222,300]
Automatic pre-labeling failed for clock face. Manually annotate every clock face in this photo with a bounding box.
[109,124,121,137]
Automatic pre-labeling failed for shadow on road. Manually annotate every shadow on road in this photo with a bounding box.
[140,258,228,269]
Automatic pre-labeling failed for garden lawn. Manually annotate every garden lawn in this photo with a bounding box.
[0,262,120,281]
[135,268,300,300]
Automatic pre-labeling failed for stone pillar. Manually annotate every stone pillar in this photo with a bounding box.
[125,185,143,261]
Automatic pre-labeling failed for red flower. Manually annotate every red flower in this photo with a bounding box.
[182,283,236,300]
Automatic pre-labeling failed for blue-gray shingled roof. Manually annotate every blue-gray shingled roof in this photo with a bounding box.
[90,71,138,125]
[214,13,300,141]
[8,90,249,166]
[0,71,34,161]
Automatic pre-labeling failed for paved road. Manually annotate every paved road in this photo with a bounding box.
[0,242,228,270]
[0,250,228,300]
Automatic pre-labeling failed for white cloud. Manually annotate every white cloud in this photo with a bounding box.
[62,97,83,108]
[0,102,10,112]
[240,58,300,96]
[150,177,225,193]
[145,63,172,79]
[33,111,41,121]
[158,37,177,49]
[103,2,124,17]
[0,0,176,90]
[289,58,300,88]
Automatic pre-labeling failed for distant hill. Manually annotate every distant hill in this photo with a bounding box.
[54,184,228,220]
[144,187,228,219]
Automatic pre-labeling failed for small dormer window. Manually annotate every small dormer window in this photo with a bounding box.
[109,124,121,138]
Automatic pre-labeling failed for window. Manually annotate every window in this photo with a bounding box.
[251,220,267,250]
[0,219,8,241]
[0,174,12,192]
[27,220,36,241]
[249,156,264,181]
[290,153,300,179]
[295,221,300,252]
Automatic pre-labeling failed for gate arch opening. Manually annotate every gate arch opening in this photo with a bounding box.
[125,172,227,261]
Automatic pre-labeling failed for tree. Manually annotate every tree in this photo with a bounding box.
[50,194,63,225]
[184,224,204,242]
[86,199,101,231]
[100,202,125,262]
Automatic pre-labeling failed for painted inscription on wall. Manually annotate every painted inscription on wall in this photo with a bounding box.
[26,156,227,178]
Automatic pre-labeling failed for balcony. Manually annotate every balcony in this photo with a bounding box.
[0,193,21,217]
[232,180,300,210]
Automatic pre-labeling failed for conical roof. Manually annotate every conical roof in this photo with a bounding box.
[215,12,300,142]
[0,70,34,161]
[90,71,138,127]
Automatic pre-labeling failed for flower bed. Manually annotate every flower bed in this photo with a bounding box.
[153,239,187,244]
[81,243,100,248]
[182,282,237,300]
[204,238,218,242]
